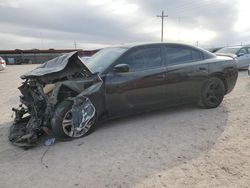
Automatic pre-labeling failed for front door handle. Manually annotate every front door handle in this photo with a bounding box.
[199,67,207,71]
[155,74,166,80]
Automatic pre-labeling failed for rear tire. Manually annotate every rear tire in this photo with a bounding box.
[51,100,97,139]
[198,77,225,109]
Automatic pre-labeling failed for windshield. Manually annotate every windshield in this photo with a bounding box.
[216,47,240,54]
[81,56,91,63]
[86,47,127,73]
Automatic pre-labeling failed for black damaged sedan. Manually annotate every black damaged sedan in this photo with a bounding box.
[10,43,238,147]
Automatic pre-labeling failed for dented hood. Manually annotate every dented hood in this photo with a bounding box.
[215,52,237,59]
[21,51,93,79]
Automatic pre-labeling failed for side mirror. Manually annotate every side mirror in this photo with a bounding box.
[238,52,245,57]
[113,64,129,73]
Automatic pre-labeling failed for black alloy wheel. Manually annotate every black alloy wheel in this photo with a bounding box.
[199,77,225,108]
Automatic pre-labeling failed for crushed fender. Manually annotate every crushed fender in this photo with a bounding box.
[71,97,96,137]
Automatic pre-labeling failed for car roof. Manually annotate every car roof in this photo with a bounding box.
[222,46,250,49]
[108,42,215,59]
[223,46,241,49]
[112,42,202,49]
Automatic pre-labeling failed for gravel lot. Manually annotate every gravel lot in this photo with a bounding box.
[0,65,249,188]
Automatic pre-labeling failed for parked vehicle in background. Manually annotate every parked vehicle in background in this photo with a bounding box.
[10,43,238,147]
[0,56,6,71]
[207,47,223,53]
[215,46,250,69]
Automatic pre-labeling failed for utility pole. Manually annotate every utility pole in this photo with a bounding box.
[157,10,168,42]
[74,40,77,49]
[40,32,43,49]
[196,41,199,47]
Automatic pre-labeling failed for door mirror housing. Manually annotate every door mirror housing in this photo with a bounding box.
[113,64,129,73]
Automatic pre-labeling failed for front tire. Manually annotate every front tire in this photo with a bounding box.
[198,77,225,109]
[51,100,97,139]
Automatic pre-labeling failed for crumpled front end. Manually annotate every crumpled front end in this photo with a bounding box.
[9,52,103,147]
[9,79,53,147]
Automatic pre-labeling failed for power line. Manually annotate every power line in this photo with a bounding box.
[164,0,232,18]
[156,10,168,42]
[164,0,216,13]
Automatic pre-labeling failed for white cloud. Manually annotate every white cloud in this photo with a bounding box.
[0,0,248,49]
[0,0,19,8]
[234,0,250,32]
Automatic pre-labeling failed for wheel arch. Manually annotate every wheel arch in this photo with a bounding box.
[209,72,228,94]
[50,84,79,106]
[57,85,79,102]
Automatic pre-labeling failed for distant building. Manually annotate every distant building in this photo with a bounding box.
[0,49,99,64]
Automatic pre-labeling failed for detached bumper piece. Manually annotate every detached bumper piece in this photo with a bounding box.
[9,107,43,147]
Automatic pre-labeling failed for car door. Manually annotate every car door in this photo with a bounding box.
[164,44,208,103]
[237,47,249,68]
[105,46,167,116]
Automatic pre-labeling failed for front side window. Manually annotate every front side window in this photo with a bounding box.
[124,47,163,72]
[238,48,247,55]
[165,46,202,65]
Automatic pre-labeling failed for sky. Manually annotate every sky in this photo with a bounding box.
[0,0,250,50]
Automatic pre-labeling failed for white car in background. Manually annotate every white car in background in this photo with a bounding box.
[215,46,250,69]
[0,56,6,71]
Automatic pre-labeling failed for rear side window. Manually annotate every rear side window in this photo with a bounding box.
[124,47,163,72]
[165,46,203,65]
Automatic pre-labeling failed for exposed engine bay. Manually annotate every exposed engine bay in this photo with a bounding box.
[9,52,103,147]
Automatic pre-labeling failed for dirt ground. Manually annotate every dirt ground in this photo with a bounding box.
[0,65,249,188]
